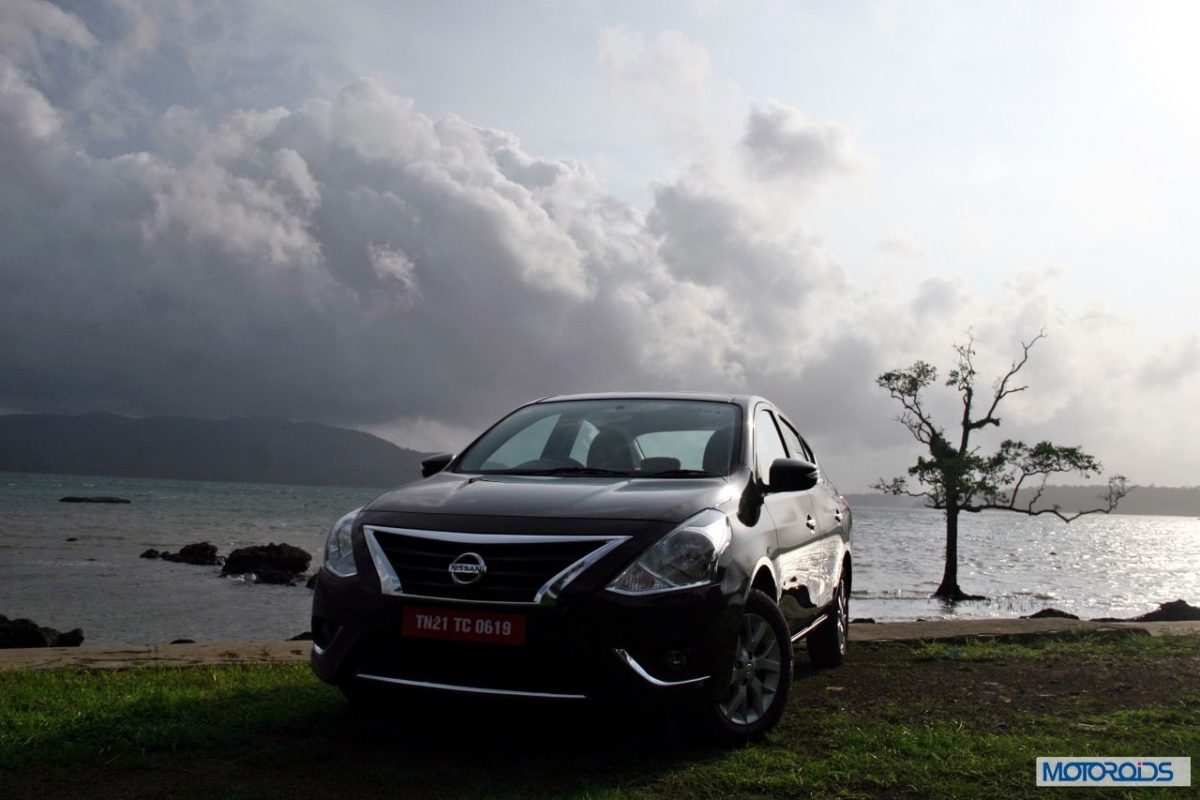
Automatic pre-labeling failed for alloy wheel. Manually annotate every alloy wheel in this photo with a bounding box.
[835,578,848,655]
[718,611,784,726]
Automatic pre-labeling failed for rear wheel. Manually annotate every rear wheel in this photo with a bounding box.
[705,589,793,741]
[806,571,849,668]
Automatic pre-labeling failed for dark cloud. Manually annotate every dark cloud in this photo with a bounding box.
[1,3,1180,490]
[0,10,854,442]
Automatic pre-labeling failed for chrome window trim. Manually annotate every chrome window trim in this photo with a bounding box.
[355,673,588,700]
[362,525,629,606]
[613,649,710,687]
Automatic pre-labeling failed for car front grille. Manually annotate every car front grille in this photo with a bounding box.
[363,526,627,604]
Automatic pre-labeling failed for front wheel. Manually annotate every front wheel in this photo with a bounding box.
[806,572,849,668]
[705,589,793,742]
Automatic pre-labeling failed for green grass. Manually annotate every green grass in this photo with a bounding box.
[911,628,1196,662]
[0,664,338,768]
[2,634,1198,799]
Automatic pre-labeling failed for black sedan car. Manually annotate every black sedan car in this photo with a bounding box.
[311,392,851,739]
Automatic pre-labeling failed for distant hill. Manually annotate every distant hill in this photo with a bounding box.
[845,486,1200,518]
[0,413,430,489]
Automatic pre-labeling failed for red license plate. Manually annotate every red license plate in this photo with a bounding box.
[402,607,526,646]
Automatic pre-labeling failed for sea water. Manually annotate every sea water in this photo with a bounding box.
[1,472,1198,644]
[850,505,1200,621]
[0,472,379,644]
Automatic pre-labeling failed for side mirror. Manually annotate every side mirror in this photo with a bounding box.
[421,452,454,477]
[768,458,819,493]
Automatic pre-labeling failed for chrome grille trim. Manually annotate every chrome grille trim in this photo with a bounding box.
[364,527,402,595]
[362,525,629,606]
[535,536,628,606]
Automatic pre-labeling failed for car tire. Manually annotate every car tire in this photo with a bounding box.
[338,679,384,715]
[705,589,793,742]
[806,571,849,668]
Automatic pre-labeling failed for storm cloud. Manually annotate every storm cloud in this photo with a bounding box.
[0,15,843,433]
[1,2,1195,489]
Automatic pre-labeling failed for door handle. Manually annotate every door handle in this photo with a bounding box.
[806,516,816,531]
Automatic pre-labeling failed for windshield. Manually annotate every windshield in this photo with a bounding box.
[456,399,740,477]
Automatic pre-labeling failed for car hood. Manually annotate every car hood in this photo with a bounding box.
[366,472,740,524]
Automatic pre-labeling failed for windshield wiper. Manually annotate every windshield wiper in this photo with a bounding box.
[500,467,635,477]
[641,469,721,478]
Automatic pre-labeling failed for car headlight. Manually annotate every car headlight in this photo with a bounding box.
[323,508,361,577]
[607,509,731,594]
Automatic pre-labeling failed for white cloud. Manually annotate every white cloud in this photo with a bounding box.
[741,101,857,187]
[597,25,743,155]
[0,0,97,77]
[0,55,64,145]
[876,231,926,262]
[1140,334,1200,388]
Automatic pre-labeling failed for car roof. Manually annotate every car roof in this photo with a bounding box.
[532,391,762,410]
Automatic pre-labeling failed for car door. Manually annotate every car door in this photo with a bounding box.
[776,414,846,606]
[753,405,822,635]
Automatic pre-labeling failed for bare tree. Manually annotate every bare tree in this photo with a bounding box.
[874,331,1127,602]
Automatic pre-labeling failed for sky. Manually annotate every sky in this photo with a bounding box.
[1,0,1199,492]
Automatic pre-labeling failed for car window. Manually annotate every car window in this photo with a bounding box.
[754,408,788,485]
[457,399,740,475]
[778,416,815,463]
[480,413,560,469]
[635,430,712,471]
[568,420,599,465]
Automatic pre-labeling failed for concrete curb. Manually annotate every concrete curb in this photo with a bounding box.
[848,618,1200,643]
[0,640,312,671]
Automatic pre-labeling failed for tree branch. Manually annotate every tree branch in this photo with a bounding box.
[878,362,943,447]
[968,329,1045,431]
[950,335,977,455]
[871,477,934,502]
[962,475,1128,522]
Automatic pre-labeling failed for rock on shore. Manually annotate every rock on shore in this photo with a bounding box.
[141,541,313,584]
[1021,608,1080,620]
[0,615,84,648]
[1009,601,1200,623]
[140,542,223,566]
[1132,599,1200,622]
[222,543,312,585]
[60,496,130,504]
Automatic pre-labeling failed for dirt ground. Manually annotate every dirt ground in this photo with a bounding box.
[798,635,1200,730]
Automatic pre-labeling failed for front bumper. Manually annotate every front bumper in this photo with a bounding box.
[310,569,741,701]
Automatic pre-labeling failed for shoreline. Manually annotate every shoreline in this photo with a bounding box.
[3,618,1198,671]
